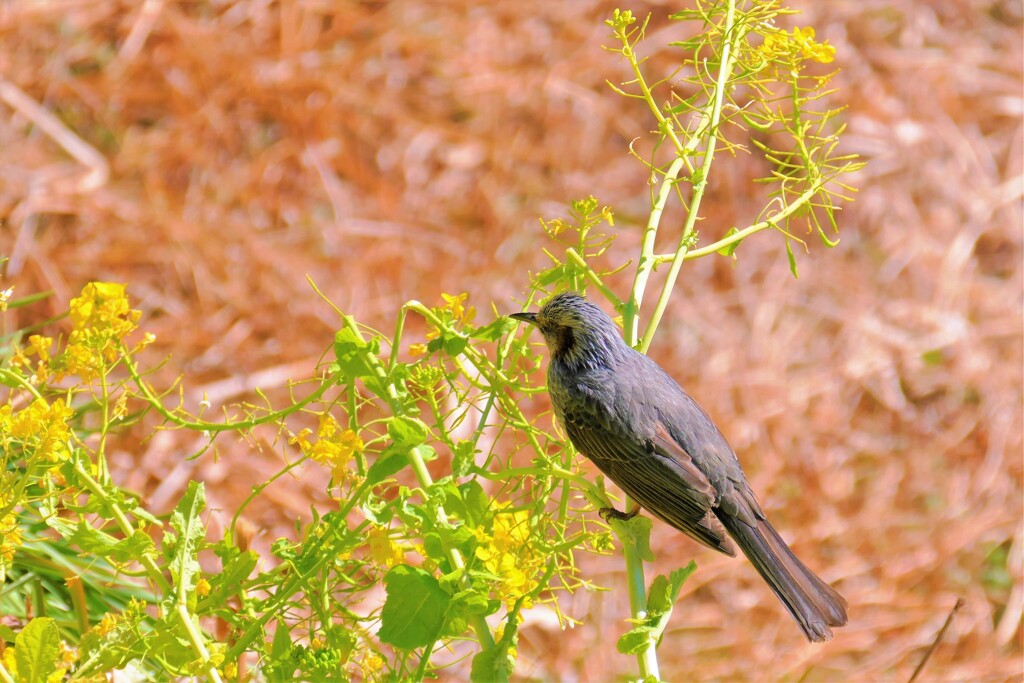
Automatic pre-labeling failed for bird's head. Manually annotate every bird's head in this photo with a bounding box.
[509,291,626,367]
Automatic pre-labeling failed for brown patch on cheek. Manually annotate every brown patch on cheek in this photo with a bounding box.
[548,325,575,358]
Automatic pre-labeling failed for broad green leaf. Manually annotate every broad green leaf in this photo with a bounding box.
[366,450,408,486]
[208,549,259,603]
[648,561,697,613]
[457,480,490,526]
[470,600,521,683]
[333,326,379,379]
[617,624,656,654]
[378,565,450,649]
[469,317,516,341]
[451,440,477,477]
[14,617,59,683]
[387,416,428,451]
[442,333,469,356]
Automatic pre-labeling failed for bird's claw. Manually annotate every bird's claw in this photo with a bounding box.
[598,505,641,523]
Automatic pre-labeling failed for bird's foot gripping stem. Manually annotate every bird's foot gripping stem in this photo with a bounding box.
[599,505,641,523]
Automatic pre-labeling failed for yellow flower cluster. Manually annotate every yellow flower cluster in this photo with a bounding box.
[63,282,142,381]
[440,292,475,326]
[291,414,363,485]
[411,292,477,357]
[0,489,20,572]
[474,505,543,609]
[759,26,836,64]
[0,397,73,466]
[367,525,405,568]
[0,396,74,575]
[10,335,53,384]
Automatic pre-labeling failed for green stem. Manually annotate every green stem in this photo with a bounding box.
[73,460,171,594]
[566,248,622,306]
[0,368,44,400]
[226,478,373,660]
[640,0,738,354]
[177,604,224,683]
[124,351,338,432]
[342,310,501,669]
[653,179,827,263]
[624,156,687,347]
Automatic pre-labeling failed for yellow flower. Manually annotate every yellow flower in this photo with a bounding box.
[440,292,476,326]
[0,285,13,312]
[361,651,385,676]
[293,415,363,485]
[367,526,404,568]
[96,612,118,637]
[757,26,835,65]
[409,343,428,357]
[791,26,835,63]
[0,404,12,435]
[474,504,542,608]
[1,647,17,679]
[196,577,211,597]
[60,642,78,665]
[0,512,21,568]
[62,282,141,380]
[441,292,467,319]
[9,398,73,464]
[28,335,52,362]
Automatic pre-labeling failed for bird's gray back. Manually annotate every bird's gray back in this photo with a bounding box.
[550,347,753,502]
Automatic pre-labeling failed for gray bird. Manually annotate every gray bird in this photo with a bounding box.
[510,291,848,642]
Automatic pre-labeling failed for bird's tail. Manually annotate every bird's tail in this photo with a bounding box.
[718,513,848,642]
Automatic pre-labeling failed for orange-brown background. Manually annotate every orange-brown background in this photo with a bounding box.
[1,1,1021,680]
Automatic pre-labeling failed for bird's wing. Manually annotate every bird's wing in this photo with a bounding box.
[564,415,735,556]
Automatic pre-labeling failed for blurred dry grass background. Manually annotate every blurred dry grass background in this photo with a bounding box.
[1,0,1021,680]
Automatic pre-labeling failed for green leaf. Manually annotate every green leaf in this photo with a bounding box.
[109,530,157,563]
[715,227,743,257]
[785,237,800,278]
[451,440,477,477]
[387,416,428,451]
[270,619,292,660]
[333,326,379,379]
[620,561,700,654]
[208,549,259,604]
[617,624,656,654]
[536,263,567,286]
[168,481,206,605]
[470,599,521,683]
[469,317,516,341]
[442,333,468,356]
[15,617,59,683]
[378,565,450,649]
[457,480,490,526]
[617,514,656,562]
[366,450,408,486]
[648,561,697,613]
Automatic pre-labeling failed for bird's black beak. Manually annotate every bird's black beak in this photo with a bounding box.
[509,312,538,326]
